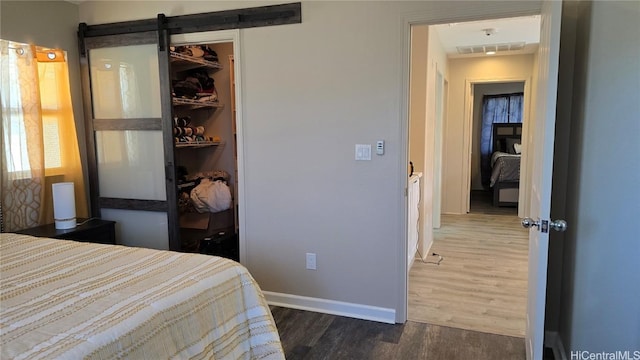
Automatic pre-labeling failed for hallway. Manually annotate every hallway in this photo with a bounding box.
[408,213,528,337]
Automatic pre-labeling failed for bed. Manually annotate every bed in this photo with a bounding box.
[0,233,284,359]
[490,123,522,207]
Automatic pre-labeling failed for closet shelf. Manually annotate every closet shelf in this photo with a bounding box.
[173,97,224,109]
[170,51,222,72]
[175,140,221,149]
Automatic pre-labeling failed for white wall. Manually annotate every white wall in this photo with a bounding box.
[443,54,534,214]
[78,1,542,320]
[558,0,640,353]
[471,82,524,191]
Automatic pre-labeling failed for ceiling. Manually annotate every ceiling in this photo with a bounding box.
[432,15,541,58]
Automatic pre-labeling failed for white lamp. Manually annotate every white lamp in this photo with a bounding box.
[52,182,76,229]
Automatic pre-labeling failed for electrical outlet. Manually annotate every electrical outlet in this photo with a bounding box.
[306,253,317,270]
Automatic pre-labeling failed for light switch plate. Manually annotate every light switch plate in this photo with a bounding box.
[355,144,372,161]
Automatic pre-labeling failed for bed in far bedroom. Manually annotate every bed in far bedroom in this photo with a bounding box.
[490,123,523,207]
[0,233,284,360]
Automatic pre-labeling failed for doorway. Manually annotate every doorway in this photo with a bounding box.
[170,30,247,263]
[468,81,525,217]
[406,16,539,337]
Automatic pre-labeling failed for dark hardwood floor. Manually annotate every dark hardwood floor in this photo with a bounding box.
[469,190,518,216]
[271,306,526,360]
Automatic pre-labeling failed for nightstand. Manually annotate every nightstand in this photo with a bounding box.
[16,218,116,245]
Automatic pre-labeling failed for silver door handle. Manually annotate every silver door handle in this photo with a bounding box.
[550,219,567,232]
[522,217,568,232]
[521,217,540,229]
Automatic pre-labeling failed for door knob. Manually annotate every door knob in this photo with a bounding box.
[521,217,540,229]
[522,217,568,232]
[550,219,567,232]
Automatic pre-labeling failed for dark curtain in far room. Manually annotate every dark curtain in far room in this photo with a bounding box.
[480,92,523,186]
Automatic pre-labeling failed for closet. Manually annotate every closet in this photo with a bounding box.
[170,43,237,257]
[77,3,301,258]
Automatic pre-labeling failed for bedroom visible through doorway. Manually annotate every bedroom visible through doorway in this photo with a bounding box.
[469,82,525,217]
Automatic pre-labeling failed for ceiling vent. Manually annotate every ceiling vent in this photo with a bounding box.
[456,42,526,55]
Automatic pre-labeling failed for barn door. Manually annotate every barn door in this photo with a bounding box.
[79,26,178,250]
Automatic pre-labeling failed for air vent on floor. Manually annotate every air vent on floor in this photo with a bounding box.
[456,42,526,55]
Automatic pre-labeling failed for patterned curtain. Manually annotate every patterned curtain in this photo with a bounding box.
[0,40,46,231]
[1,40,88,232]
[480,93,523,186]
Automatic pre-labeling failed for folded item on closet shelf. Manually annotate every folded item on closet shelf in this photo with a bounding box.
[198,95,218,102]
[187,169,231,183]
[189,69,214,90]
[173,78,201,99]
[189,46,205,58]
[191,178,232,213]
[175,45,205,58]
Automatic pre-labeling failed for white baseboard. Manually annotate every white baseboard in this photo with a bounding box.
[264,291,396,324]
[545,330,567,360]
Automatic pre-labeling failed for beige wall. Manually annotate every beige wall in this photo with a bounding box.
[409,25,428,257]
[409,26,427,174]
[443,54,535,214]
[427,25,448,230]
[77,1,542,319]
[409,23,449,262]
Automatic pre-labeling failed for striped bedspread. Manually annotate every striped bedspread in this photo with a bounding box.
[490,151,521,187]
[0,233,284,360]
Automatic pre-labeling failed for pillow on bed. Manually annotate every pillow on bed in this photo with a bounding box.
[506,138,519,154]
[513,143,522,154]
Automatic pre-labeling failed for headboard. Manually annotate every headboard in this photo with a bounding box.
[493,123,522,154]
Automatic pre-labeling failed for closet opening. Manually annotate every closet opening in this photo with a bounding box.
[170,40,240,261]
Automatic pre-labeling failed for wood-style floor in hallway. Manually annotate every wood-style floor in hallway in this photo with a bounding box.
[409,193,528,337]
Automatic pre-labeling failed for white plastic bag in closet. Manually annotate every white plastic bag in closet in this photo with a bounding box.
[191,178,232,213]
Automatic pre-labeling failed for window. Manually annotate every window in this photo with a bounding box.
[1,45,70,177]
[37,48,70,173]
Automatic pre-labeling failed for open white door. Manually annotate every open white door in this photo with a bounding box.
[524,1,563,359]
